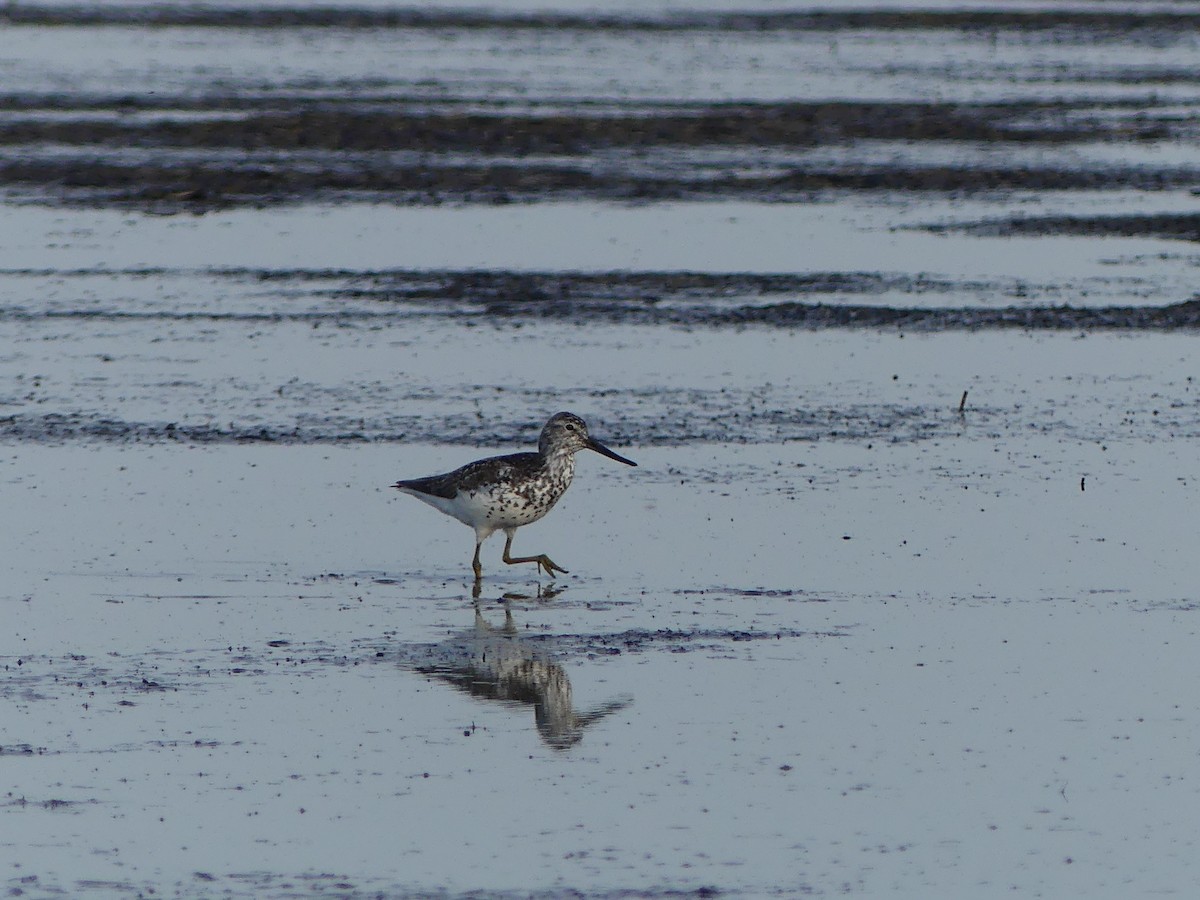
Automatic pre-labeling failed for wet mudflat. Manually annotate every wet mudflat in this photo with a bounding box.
[5,429,1200,897]
[3,2,1200,898]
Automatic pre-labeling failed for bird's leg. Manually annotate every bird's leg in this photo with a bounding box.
[502,530,569,577]
[472,541,483,580]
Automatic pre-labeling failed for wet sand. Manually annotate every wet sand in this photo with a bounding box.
[2,4,1200,212]
[3,3,1200,898]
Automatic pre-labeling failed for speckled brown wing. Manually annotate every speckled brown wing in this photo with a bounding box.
[393,452,541,499]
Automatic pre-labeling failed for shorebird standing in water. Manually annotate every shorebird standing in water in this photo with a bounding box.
[392,412,637,580]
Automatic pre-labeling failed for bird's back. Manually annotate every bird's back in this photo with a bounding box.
[394,451,542,499]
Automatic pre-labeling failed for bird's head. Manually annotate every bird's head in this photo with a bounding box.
[538,412,636,467]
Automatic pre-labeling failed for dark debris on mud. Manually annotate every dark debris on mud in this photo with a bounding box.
[2,100,1136,151]
[355,270,1200,329]
[2,3,1199,209]
[10,267,1200,333]
[268,266,1200,331]
[2,98,1194,209]
[4,261,1200,448]
[928,212,1200,242]
[3,5,1200,31]
[0,405,932,448]
[0,414,376,446]
[0,3,1197,210]
[324,268,1200,330]
[485,624,849,654]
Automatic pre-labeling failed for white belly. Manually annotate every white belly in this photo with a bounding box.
[398,480,562,537]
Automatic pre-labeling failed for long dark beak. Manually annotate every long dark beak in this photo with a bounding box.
[586,437,637,467]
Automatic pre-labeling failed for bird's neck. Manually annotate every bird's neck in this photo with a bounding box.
[542,447,576,483]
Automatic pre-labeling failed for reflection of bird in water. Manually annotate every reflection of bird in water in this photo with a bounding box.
[418,603,631,750]
[392,412,637,581]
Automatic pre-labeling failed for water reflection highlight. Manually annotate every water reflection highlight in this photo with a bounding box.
[414,603,631,750]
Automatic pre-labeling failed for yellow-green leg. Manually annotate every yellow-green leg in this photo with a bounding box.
[502,530,568,577]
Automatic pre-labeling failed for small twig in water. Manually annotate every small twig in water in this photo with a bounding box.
[958,390,968,414]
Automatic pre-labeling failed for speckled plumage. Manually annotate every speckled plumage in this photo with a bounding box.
[392,412,637,579]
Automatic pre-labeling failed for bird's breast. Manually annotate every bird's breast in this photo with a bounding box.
[468,456,574,528]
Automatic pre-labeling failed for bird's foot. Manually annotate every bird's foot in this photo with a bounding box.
[536,555,569,577]
[502,547,569,578]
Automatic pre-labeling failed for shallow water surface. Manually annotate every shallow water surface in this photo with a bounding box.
[3,435,1199,896]
[3,2,1200,898]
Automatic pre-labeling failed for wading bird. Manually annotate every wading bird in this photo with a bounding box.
[392,412,637,579]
